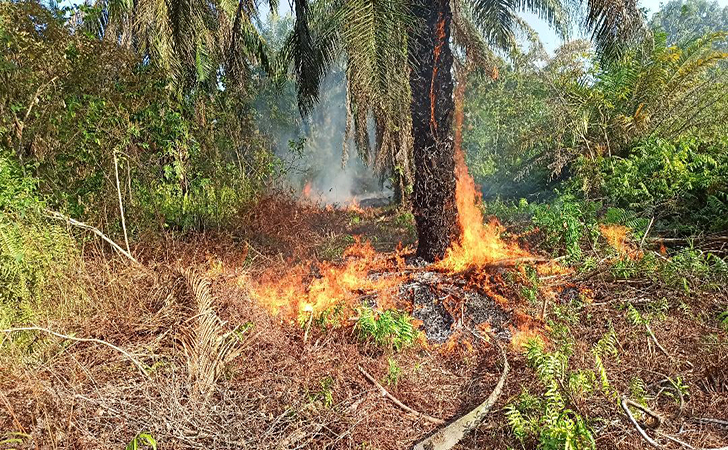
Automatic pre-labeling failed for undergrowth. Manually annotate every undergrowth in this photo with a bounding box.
[355,306,419,351]
[0,152,86,329]
[505,339,597,450]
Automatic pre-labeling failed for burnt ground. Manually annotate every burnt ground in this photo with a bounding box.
[1,195,727,449]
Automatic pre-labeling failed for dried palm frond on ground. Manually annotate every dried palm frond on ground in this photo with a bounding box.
[179,269,245,402]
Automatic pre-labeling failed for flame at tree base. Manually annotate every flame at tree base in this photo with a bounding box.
[437,148,529,272]
[246,149,533,327]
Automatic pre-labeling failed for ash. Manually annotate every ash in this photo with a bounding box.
[402,271,513,344]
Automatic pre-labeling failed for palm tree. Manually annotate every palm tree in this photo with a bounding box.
[286,0,647,261]
[78,0,272,92]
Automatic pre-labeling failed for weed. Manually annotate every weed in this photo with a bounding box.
[664,377,690,405]
[592,328,619,396]
[719,308,728,331]
[385,358,401,386]
[629,377,648,405]
[318,234,356,260]
[1,432,31,447]
[125,432,157,450]
[355,306,419,351]
[660,248,728,293]
[506,338,596,449]
[308,376,335,409]
[298,304,345,331]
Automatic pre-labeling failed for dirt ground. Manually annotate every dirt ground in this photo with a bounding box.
[1,196,727,449]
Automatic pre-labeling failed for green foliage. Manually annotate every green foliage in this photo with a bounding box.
[505,338,596,449]
[308,375,335,409]
[592,328,619,396]
[318,234,357,261]
[529,194,600,261]
[659,247,728,292]
[0,153,84,328]
[650,0,728,47]
[0,432,31,447]
[520,264,540,305]
[298,303,346,330]
[125,432,157,450]
[385,357,401,386]
[600,138,728,231]
[355,306,418,351]
[719,308,728,331]
[1,1,273,236]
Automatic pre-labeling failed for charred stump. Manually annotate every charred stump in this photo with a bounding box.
[409,0,460,262]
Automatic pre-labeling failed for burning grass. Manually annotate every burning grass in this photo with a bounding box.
[1,193,727,450]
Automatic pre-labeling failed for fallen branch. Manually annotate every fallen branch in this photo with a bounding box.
[692,417,728,428]
[645,323,673,360]
[621,398,662,448]
[358,366,444,425]
[45,209,140,265]
[412,330,509,450]
[1,327,148,378]
[650,236,728,244]
[659,432,728,450]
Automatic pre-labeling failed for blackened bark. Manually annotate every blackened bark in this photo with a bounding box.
[409,0,459,262]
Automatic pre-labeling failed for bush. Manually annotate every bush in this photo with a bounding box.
[505,339,597,450]
[599,138,728,232]
[0,152,84,328]
[1,1,273,237]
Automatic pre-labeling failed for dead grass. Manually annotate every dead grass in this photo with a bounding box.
[1,195,727,449]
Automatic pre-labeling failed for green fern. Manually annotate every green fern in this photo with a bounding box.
[512,339,597,449]
[355,306,418,351]
[592,328,619,396]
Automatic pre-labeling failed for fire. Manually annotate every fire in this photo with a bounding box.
[437,147,529,272]
[246,239,406,320]
[347,197,365,214]
[302,181,313,199]
[600,223,642,259]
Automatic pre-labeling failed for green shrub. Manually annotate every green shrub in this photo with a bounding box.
[0,153,84,328]
[355,306,418,351]
[530,194,600,261]
[599,138,728,232]
[1,1,273,236]
[659,247,728,292]
[505,339,596,449]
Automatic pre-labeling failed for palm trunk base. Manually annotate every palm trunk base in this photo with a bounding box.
[410,0,459,262]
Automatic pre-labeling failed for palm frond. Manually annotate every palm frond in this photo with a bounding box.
[583,0,647,59]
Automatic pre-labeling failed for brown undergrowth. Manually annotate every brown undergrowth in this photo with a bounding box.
[1,195,727,449]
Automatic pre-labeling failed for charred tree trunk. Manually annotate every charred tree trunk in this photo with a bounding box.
[409,0,460,262]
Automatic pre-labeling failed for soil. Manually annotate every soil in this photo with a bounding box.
[1,195,727,450]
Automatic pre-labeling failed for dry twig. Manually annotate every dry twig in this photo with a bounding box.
[1,326,148,377]
[645,323,673,360]
[621,398,663,448]
[357,366,445,425]
[46,210,139,265]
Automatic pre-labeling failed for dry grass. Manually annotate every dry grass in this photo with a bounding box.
[1,195,727,449]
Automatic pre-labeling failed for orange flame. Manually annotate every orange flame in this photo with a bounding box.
[347,198,365,214]
[302,181,312,199]
[437,147,529,272]
[246,239,405,320]
[600,224,642,259]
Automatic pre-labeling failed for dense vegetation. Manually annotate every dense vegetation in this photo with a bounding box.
[1,0,727,448]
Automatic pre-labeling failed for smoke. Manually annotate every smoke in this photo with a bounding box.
[255,62,391,207]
